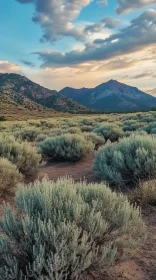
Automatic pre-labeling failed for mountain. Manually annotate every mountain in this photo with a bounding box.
[0,73,88,113]
[59,80,156,112]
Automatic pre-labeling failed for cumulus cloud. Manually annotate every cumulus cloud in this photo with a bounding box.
[35,10,156,67]
[0,61,21,73]
[116,0,156,14]
[102,17,120,29]
[84,17,120,35]
[16,0,92,42]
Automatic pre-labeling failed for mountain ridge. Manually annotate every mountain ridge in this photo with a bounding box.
[0,73,89,113]
[59,79,156,112]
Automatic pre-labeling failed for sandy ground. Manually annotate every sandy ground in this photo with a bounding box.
[0,153,156,280]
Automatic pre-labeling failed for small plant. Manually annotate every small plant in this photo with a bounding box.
[93,123,123,142]
[93,133,156,188]
[129,180,156,206]
[0,158,23,193]
[0,177,146,280]
[39,134,94,161]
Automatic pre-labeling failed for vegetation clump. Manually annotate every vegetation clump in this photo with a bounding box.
[0,158,23,193]
[93,134,156,188]
[0,177,146,280]
[93,123,123,142]
[39,134,94,161]
[0,135,41,176]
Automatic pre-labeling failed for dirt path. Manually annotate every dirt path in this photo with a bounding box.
[39,153,101,183]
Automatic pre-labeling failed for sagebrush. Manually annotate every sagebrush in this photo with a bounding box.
[0,177,146,280]
[93,133,156,188]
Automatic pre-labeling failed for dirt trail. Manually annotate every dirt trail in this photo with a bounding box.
[39,153,101,183]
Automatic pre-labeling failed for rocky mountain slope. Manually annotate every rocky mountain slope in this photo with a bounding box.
[59,80,156,112]
[0,73,88,112]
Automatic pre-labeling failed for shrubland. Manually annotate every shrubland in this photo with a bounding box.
[0,177,146,280]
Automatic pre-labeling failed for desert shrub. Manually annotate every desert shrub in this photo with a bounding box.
[93,123,123,142]
[40,120,56,128]
[143,122,156,134]
[123,120,142,132]
[83,132,105,149]
[66,127,81,134]
[93,134,156,188]
[0,177,146,280]
[123,130,147,138]
[13,127,40,142]
[39,134,94,161]
[36,133,47,143]
[0,158,23,193]
[81,125,93,132]
[129,180,156,206]
[80,118,94,126]
[0,135,41,176]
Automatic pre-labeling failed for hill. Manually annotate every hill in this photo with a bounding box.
[0,73,88,113]
[59,80,156,112]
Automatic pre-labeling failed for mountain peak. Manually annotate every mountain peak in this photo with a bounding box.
[60,79,156,112]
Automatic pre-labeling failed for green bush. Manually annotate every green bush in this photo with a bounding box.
[93,123,123,142]
[143,122,156,134]
[66,127,81,134]
[81,125,93,132]
[0,177,146,280]
[0,158,23,193]
[14,127,39,142]
[39,134,94,161]
[123,120,142,132]
[93,134,156,188]
[83,132,105,148]
[36,133,47,143]
[0,135,41,176]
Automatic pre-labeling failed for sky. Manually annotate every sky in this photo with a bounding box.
[0,0,156,94]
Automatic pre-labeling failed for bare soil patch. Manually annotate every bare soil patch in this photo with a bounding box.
[39,153,101,183]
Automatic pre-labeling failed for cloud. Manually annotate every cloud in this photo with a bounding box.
[21,60,35,67]
[131,71,155,79]
[84,17,120,35]
[147,88,156,95]
[0,61,21,73]
[116,0,156,14]
[16,0,92,42]
[97,0,108,6]
[102,17,120,29]
[35,10,156,67]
